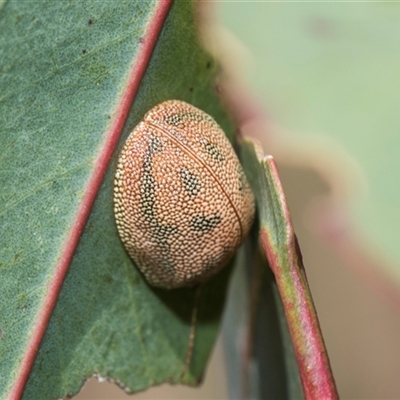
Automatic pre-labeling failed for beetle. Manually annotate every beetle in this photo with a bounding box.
[114,100,255,289]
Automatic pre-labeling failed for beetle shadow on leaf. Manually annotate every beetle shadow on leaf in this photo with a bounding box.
[149,262,233,323]
[147,261,233,381]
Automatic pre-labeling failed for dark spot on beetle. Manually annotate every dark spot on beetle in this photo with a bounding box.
[149,135,162,152]
[140,149,157,222]
[140,143,178,246]
[164,111,213,127]
[238,167,245,191]
[138,37,144,44]
[153,224,179,242]
[201,140,225,162]
[180,168,201,196]
[82,49,87,54]
[206,61,211,69]
[88,19,93,25]
[190,213,221,233]
[189,87,193,92]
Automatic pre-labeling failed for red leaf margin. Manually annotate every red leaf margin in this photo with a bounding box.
[6,1,173,398]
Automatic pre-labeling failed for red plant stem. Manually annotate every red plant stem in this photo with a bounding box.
[6,1,173,399]
[260,157,339,400]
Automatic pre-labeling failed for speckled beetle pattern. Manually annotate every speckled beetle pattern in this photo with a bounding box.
[114,100,255,289]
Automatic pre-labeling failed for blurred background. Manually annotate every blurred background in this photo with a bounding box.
[77,2,400,399]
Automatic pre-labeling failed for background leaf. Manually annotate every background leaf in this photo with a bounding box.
[217,1,400,282]
[1,1,236,398]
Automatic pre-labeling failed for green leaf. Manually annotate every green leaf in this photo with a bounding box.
[1,1,235,398]
[222,242,303,399]
[218,2,400,282]
[239,137,338,399]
